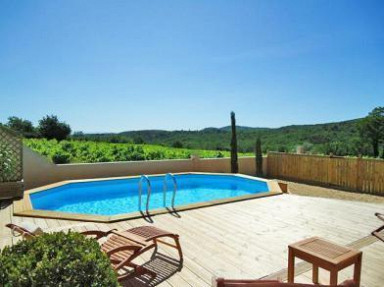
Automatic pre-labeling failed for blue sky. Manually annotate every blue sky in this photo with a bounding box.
[0,0,383,132]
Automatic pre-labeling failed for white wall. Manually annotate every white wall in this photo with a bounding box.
[23,146,267,189]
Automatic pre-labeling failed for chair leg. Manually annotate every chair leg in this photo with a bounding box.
[174,236,183,264]
[154,236,183,264]
[372,225,384,242]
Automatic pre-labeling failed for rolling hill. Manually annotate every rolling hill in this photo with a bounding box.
[73,118,370,156]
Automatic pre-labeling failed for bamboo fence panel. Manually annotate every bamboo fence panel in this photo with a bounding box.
[267,152,384,195]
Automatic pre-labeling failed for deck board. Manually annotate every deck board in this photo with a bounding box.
[1,194,383,287]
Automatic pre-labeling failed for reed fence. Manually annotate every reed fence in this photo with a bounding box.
[267,152,384,195]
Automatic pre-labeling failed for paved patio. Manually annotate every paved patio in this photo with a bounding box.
[1,193,383,286]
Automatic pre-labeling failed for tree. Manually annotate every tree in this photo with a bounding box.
[359,107,384,157]
[133,136,145,144]
[255,138,263,176]
[382,145,384,159]
[172,140,183,148]
[230,111,238,173]
[5,116,36,137]
[38,115,71,141]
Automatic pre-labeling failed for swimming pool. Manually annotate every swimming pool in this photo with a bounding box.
[16,173,282,222]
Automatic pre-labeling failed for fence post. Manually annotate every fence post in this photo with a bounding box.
[266,152,272,177]
[191,154,200,172]
[356,155,363,192]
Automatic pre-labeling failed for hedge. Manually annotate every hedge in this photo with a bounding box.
[0,231,119,287]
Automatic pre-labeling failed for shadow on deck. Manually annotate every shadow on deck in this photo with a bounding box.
[122,252,183,287]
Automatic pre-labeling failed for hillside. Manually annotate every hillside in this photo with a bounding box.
[73,118,369,156]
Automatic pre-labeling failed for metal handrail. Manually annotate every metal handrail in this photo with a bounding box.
[138,175,151,215]
[163,173,177,209]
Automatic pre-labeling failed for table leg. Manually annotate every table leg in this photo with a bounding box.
[313,264,319,284]
[353,253,362,287]
[330,270,338,286]
[288,248,295,283]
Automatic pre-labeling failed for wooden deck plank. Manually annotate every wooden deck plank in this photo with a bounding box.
[1,194,383,287]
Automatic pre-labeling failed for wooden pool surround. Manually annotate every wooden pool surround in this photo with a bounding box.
[13,172,282,222]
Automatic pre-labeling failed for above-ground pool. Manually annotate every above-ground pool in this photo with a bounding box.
[16,173,282,222]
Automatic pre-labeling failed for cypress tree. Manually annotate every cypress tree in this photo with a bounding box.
[255,137,263,176]
[230,111,239,173]
[381,145,384,159]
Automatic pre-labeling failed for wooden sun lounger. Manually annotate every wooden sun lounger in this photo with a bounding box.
[82,226,183,281]
[6,223,183,281]
[121,225,183,264]
[214,278,357,287]
[81,229,157,281]
[372,212,384,242]
[5,223,42,239]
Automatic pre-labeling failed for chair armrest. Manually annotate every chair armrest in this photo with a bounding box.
[106,244,142,256]
[81,229,116,239]
[126,226,178,242]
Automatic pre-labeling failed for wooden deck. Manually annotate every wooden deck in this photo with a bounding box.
[1,194,383,286]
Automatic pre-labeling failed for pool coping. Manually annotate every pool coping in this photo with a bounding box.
[13,172,283,222]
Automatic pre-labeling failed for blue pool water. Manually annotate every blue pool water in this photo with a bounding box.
[31,174,269,216]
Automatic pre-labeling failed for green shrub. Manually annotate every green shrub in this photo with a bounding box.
[60,140,74,152]
[0,232,119,287]
[51,150,71,164]
[216,152,224,158]
[0,143,18,182]
[172,140,183,148]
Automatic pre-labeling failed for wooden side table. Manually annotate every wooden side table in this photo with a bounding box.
[288,237,362,286]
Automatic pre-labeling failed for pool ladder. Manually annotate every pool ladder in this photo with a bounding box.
[138,175,151,216]
[163,173,177,210]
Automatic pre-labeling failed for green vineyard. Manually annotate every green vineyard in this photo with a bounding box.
[24,139,251,164]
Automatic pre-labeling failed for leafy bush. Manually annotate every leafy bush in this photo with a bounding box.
[60,140,74,152]
[51,150,71,164]
[172,140,183,148]
[0,232,119,287]
[0,143,18,182]
[216,152,224,158]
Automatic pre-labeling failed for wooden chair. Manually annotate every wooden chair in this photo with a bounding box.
[372,212,384,242]
[214,278,357,287]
